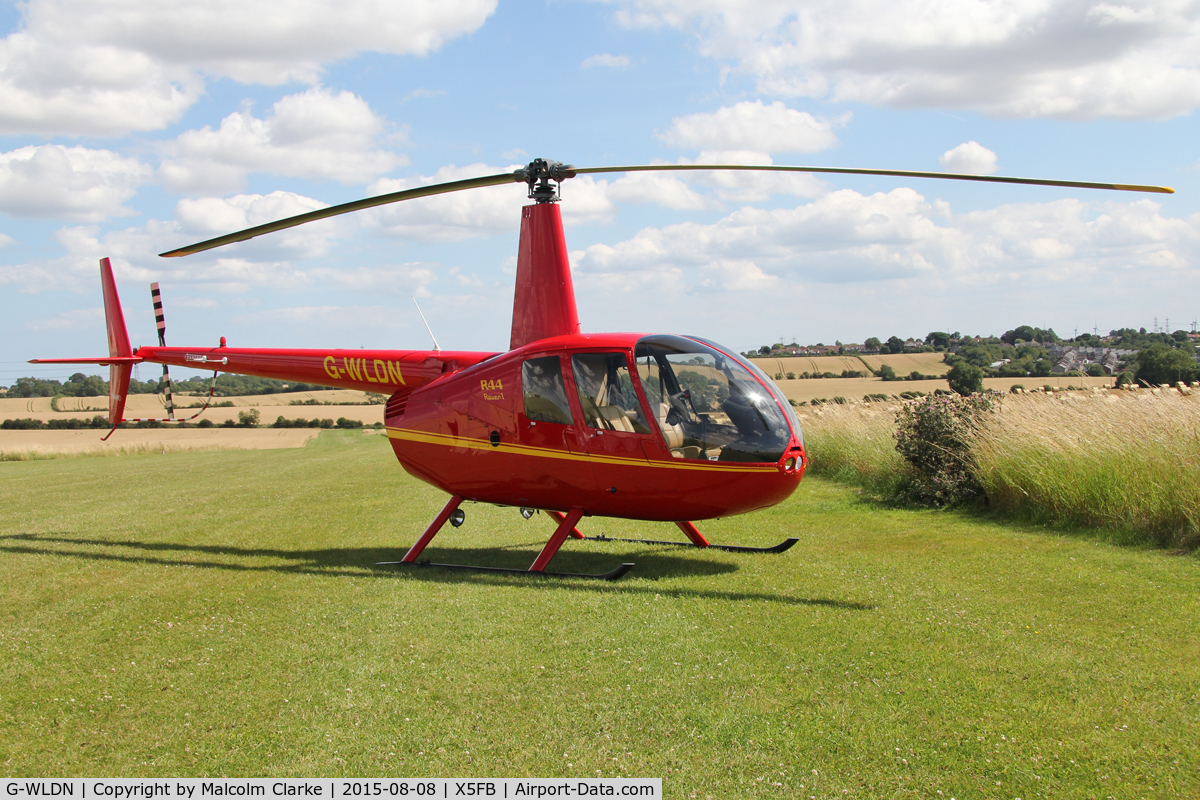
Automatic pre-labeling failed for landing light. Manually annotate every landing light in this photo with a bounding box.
[449,509,466,528]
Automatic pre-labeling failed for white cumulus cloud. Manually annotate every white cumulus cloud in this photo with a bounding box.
[0,145,151,221]
[0,0,498,135]
[940,141,999,175]
[604,0,1200,119]
[660,100,845,153]
[159,88,405,193]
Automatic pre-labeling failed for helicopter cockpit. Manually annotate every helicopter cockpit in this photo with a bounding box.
[634,335,802,463]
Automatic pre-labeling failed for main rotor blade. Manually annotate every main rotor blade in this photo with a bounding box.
[570,164,1175,195]
[160,160,1174,258]
[160,172,517,257]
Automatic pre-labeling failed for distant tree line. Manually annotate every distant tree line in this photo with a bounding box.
[5,373,337,398]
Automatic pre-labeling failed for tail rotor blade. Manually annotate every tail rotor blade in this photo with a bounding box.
[150,282,175,421]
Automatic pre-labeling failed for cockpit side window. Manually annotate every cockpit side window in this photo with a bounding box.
[521,356,573,425]
[570,353,650,434]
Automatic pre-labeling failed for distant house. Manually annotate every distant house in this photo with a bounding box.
[903,339,922,350]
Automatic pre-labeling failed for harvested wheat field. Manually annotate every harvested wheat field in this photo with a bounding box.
[858,351,951,376]
[775,374,1114,404]
[0,390,385,425]
[0,427,321,458]
[753,355,870,376]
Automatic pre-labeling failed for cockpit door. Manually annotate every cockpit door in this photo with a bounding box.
[567,352,665,491]
[517,354,594,498]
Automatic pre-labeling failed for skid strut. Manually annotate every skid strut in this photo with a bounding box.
[379,498,634,580]
[584,520,799,554]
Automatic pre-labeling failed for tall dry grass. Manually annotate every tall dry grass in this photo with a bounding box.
[800,390,1200,549]
[799,402,912,496]
[969,390,1200,549]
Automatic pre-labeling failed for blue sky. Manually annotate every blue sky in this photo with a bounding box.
[2,0,1197,385]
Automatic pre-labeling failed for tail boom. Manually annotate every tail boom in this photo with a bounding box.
[133,346,497,394]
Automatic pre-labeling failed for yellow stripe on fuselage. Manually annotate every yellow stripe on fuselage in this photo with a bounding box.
[385,427,779,473]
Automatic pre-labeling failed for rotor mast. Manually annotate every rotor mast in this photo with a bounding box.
[508,160,581,350]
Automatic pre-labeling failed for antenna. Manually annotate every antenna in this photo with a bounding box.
[412,296,441,352]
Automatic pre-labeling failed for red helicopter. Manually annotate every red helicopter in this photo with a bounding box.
[32,159,1172,579]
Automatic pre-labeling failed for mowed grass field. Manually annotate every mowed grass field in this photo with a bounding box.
[2,432,1198,796]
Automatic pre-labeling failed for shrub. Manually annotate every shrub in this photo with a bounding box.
[879,364,898,381]
[237,409,260,428]
[893,392,1000,507]
[2,417,45,429]
[336,417,363,429]
[197,419,214,428]
[947,362,985,396]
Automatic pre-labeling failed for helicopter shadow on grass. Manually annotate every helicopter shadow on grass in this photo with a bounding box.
[0,532,874,609]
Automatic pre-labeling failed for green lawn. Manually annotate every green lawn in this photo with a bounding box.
[1,431,1197,797]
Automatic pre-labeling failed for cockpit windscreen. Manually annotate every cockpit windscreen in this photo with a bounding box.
[633,335,795,463]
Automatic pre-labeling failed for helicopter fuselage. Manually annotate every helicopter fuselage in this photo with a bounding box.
[388,332,807,521]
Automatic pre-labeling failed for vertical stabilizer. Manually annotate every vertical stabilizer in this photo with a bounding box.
[509,203,581,350]
[99,258,133,429]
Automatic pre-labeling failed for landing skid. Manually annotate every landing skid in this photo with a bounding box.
[381,559,636,581]
[583,534,800,554]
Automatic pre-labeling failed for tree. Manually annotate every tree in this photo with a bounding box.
[864,336,882,352]
[884,335,905,354]
[947,362,985,396]
[925,331,951,350]
[1001,325,1036,345]
[1135,344,1200,385]
[878,364,898,381]
[1085,363,1105,377]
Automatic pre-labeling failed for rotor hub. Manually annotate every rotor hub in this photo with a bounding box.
[513,159,576,203]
